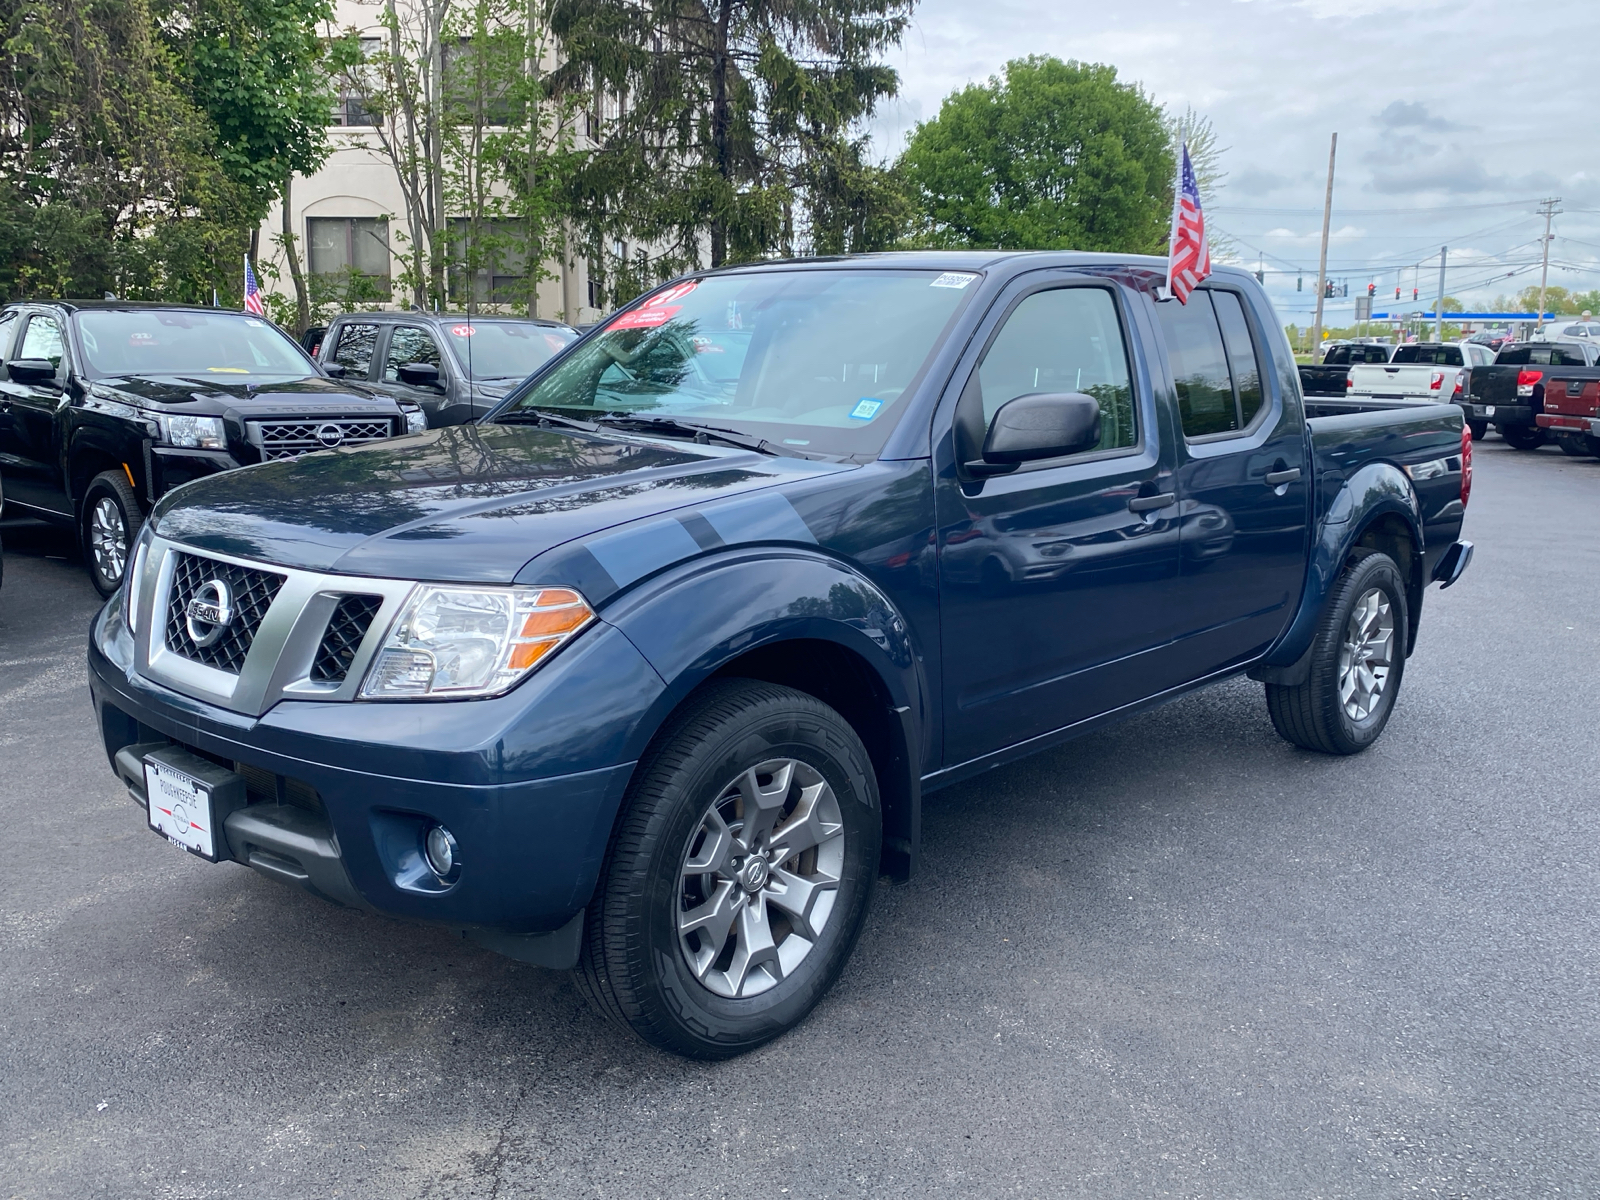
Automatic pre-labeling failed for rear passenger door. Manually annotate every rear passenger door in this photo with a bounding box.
[1158,287,1310,678]
[325,321,381,382]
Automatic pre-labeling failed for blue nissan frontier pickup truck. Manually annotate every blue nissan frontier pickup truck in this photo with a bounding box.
[88,253,1473,1058]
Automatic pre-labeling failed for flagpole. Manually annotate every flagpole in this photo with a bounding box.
[1166,145,1185,297]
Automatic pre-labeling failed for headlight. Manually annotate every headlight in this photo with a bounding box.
[159,414,227,449]
[360,585,594,699]
[403,407,428,434]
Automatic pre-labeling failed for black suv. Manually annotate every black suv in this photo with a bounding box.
[316,311,578,427]
[0,302,425,596]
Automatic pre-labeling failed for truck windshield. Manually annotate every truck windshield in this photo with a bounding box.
[445,320,577,380]
[497,268,978,456]
[77,310,315,378]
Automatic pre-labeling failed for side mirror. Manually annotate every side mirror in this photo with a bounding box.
[322,362,347,378]
[6,358,59,386]
[973,392,1102,474]
[398,362,441,388]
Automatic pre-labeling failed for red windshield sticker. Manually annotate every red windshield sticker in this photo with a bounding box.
[450,324,476,337]
[608,305,681,331]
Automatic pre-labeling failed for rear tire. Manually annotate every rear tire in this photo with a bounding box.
[575,678,881,1059]
[1467,420,1488,442]
[1499,424,1545,450]
[81,470,143,598]
[1265,549,1408,756]
[1555,433,1600,458]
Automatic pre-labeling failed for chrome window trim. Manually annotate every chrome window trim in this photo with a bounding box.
[130,536,416,716]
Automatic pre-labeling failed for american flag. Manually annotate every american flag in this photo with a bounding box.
[1167,143,1211,304]
[243,256,266,315]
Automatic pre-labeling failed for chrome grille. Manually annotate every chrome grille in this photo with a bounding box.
[248,418,396,461]
[164,552,285,673]
[310,595,384,682]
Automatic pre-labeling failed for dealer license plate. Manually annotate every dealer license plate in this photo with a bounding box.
[144,757,218,859]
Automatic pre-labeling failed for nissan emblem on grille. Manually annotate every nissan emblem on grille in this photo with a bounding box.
[184,579,235,648]
[316,423,345,448]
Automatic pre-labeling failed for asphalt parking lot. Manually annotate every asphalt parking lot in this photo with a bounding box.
[3,437,1598,1199]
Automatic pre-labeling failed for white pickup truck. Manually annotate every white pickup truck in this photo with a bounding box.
[1346,341,1497,410]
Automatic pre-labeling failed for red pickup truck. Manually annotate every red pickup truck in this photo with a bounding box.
[1535,372,1600,458]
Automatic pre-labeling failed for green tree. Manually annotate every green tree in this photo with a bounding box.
[550,0,913,291]
[158,0,342,329]
[0,0,246,300]
[899,56,1174,254]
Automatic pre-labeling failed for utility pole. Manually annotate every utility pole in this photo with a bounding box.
[1536,197,1561,331]
[1434,246,1447,342]
[1310,133,1337,360]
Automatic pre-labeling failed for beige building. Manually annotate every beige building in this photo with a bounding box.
[255,0,604,325]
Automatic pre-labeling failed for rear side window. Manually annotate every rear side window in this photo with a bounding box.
[1212,292,1265,427]
[331,323,379,376]
[975,287,1138,454]
[1393,345,1463,366]
[1156,291,1267,439]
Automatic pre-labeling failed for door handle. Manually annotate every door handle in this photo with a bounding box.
[1264,467,1302,485]
[1128,492,1174,513]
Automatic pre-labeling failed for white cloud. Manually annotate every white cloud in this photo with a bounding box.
[873,0,1600,306]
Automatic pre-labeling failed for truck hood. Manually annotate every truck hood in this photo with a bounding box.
[97,372,402,414]
[152,422,854,582]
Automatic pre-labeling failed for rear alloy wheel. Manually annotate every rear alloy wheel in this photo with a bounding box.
[81,469,143,598]
[576,679,881,1059]
[1265,548,1408,755]
[1499,424,1545,450]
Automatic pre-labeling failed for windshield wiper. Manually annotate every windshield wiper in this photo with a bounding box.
[592,414,780,456]
[494,408,602,433]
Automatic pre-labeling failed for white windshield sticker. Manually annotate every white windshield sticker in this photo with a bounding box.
[930,272,977,289]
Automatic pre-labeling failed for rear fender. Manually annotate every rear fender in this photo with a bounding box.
[1251,463,1423,683]
[601,547,928,878]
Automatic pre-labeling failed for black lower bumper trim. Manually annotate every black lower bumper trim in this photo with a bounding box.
[1432,540,1473,589]
[465,910,585,970]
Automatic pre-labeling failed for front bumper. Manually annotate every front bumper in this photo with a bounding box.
[88,598,658,957]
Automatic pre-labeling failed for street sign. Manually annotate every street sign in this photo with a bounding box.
[1354,296,1372,320]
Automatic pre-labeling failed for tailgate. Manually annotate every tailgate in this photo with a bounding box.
[1543,376,1600,418]
[1467,365,1520,404]
[1349,363,1452,398]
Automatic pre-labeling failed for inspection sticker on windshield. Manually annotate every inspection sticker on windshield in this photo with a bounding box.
[849,399,883,421]
[450,324,476,337]
[930,272,977,289]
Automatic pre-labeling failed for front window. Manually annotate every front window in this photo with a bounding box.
[498,269,978,457]
[75,311,315,378]
[445,320,577,382]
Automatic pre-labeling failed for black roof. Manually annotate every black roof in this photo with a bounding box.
[333,310,576,330]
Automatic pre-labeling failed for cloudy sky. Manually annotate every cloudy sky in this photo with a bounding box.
[871,0,1600,325]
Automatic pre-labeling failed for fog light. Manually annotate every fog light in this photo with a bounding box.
[423,824,458,879]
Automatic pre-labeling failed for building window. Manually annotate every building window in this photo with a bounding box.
[307,217,391,297]
[330,38,382,127]
[448,219,528,304]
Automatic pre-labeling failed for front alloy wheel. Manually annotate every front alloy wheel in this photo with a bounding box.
[576,679,880,1059]
[678,758,846,998]
[1337,588,1394,721]
[81,469,143,598]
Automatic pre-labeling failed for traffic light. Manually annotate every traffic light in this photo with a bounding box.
[1395,286,1401,300]
[1368,282,1376,298]
[1413,287,1419,301]
[1296,275,1303,292]
[1325,280,1336,298]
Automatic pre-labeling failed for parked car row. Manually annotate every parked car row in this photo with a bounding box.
[0,302,578,594]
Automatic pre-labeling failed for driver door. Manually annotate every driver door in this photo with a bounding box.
[936,280,1182,767]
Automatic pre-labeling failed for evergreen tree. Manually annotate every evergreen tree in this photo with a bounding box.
[550,0,914,292]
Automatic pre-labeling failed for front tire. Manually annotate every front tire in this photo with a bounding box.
[576,679,881,1059]
[1499,424,1544,450]
[81,470,143,598]
[1265,549,1408,755]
